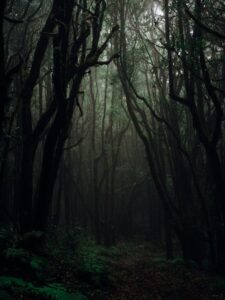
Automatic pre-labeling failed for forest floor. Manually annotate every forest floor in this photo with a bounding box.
[47,242,225,300]
[1,234,225,300]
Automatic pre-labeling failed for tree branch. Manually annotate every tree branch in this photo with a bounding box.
[185,5,225,40]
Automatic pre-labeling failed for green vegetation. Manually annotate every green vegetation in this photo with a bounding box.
[77,241,106,275]
[0,276,88,300]
[1,0,225,298]
[0,229,89,300]
[1,228,225,299]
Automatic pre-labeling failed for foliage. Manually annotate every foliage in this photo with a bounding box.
[4,248,28,263]
[77,240,106,275]
[47,226,82,257]
[0,276,88,300]
[30,255,48,273]
[3,246,48,280]
[106,242,154,259]
[38,284,88,300]
[0,228,90,299]
[169,257,198,269]
[0,276,29,289]
[149,256,199,270]
[2,236,225,300]
[48,228,107,276]
[150,257,168,267]
[0,228,16,253]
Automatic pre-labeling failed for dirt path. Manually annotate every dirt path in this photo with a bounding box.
[106,249,218,300]
[48,244,225,300]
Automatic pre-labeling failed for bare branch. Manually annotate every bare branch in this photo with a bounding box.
[96,53,120,66]
[64,137,84,150]
[185,5,225,40]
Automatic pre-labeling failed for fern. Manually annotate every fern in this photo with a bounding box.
[78,242,106,275]
[4,248,28,263]
[0,276,30,288]
[30,256,48,272]
[37,285,88,300]
[0,276,89,300]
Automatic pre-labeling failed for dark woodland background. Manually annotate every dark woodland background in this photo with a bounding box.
[0,0,225,299]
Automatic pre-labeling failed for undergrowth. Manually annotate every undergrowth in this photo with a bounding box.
[1,226,225,300]
[0,227,89,300]
[0,276,88,300]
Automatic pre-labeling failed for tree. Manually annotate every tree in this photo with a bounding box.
[165,0,225,270]
[115,0,225,267]
[0,0,119,233]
